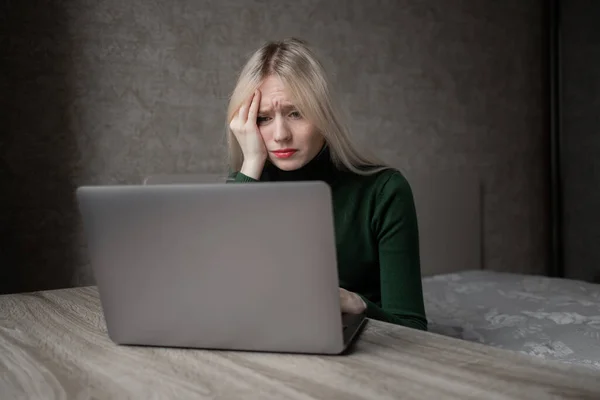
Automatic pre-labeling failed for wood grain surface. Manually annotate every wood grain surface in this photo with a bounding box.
[2,287,600,399]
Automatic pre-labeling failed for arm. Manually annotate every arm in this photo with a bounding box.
[226,171,260,183]
[366,172,427,331]
[226,159,265,183]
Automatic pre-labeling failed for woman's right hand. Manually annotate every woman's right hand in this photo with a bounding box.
[229,90,267,179]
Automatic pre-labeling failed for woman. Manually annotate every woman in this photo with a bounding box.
[225,38,427,331]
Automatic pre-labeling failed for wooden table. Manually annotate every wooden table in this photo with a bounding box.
[2,287,600,399]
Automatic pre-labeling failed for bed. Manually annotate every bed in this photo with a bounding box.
[407,170,600,371]
[144,170,600,371]
[423,270,600,370]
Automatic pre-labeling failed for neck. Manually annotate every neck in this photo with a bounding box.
[263,145,338,184]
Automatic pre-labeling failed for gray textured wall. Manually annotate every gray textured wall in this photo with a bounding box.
[0,0,547,294]
[561,0,600,282]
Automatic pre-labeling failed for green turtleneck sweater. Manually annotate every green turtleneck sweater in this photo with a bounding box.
[227,148,427,331]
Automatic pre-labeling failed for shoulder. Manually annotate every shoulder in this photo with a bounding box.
[375,168,412,193]
[350,167,414,201]
[357,168,417,222]
[365,169,419,235]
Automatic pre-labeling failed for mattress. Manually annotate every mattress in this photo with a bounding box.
[422,270,600,370]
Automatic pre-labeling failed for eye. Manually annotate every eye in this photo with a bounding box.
[289,110,302,119]
[257,116,271,125]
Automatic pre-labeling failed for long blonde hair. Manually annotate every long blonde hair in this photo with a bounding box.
[226,37,389,175]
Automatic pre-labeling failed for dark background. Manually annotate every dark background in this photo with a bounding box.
[0,0,596,294]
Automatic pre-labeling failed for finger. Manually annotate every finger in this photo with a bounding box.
[340,289,365,314]
[238,91,255,122]
[339,289,351,313]
[247,90,261,123]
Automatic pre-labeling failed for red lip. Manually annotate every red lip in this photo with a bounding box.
[271,149,297,159]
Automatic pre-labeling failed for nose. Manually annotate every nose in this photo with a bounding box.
[273,118,292,143]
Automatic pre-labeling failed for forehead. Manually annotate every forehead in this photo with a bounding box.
[258,76,295,110]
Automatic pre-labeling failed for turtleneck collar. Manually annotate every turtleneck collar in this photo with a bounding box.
[262,144,338,185]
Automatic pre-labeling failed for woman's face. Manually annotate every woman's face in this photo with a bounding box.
[256,75,325,171]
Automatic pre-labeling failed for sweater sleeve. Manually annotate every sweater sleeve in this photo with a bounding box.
[367,172,428,331]
[226,171,259,183]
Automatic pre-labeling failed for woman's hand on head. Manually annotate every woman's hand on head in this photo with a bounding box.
[229,90,267,179]
[339,288,367,314]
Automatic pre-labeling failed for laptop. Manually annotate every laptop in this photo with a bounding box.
[76,181,367,354]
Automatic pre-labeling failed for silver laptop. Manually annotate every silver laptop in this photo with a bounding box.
[76,181,366,354]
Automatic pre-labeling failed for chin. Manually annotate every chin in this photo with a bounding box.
[269,158,305,171]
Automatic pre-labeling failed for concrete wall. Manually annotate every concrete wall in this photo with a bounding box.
[0,0,548,293]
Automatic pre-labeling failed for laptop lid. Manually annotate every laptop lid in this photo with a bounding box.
[76,182,347,354]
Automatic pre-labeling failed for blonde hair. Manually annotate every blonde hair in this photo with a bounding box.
[226,37,389,175]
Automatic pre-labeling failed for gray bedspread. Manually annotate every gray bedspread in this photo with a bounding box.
[422,270,600,370]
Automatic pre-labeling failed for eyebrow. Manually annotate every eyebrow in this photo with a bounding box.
[258,104,297,114]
